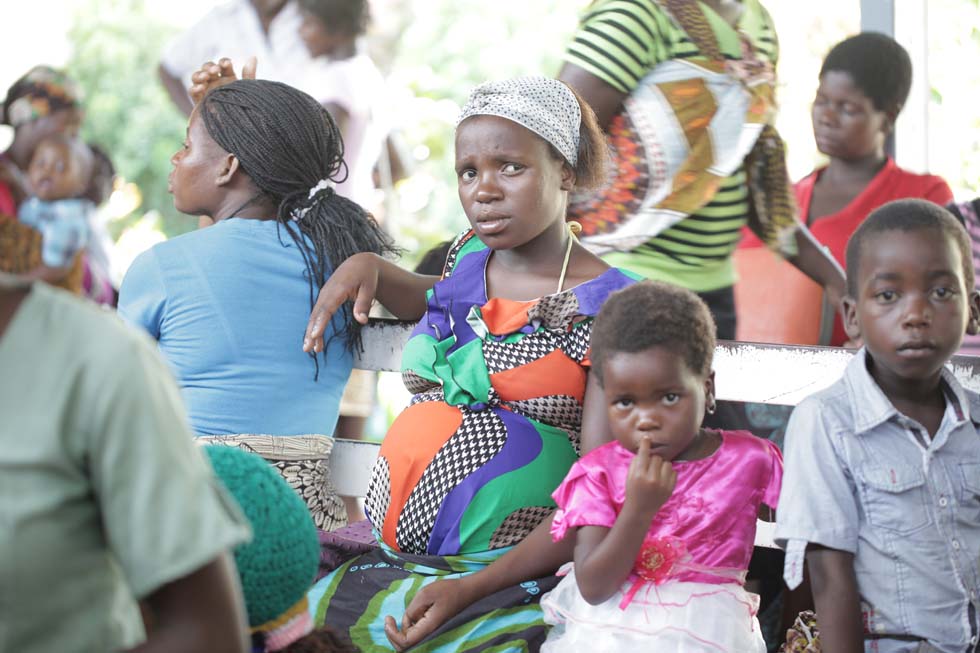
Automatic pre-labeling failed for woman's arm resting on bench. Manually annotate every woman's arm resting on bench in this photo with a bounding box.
[304,252,438,353]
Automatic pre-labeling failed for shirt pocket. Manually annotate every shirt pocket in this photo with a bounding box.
[860,464,931,536]
[957,462,980,515]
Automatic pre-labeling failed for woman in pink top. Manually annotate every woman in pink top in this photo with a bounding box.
[540,282,782,652]
[743,33,952,345]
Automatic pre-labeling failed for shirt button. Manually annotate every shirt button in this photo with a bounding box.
[952,539,961,550]
[939,496,948,507]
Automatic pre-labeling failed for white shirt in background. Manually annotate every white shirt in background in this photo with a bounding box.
[161,0,315,97]
[303,53,390,209]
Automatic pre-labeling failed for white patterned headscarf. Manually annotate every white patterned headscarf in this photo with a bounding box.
[457,76,582,167]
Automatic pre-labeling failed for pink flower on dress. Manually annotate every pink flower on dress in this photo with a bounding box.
[635,536,687,585]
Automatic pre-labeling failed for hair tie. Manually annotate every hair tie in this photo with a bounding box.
[307,178,332,200]
[292,179,334,222]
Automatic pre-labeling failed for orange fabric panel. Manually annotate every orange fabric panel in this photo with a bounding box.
[491,349,586,403]
[378,401,463,550]
[480,296,538,336]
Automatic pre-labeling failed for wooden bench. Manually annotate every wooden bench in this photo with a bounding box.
[329,319,980,548]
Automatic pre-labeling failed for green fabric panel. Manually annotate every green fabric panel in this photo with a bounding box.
[458,424,577,551]
[400,333,441,382]
[440,338,491,407]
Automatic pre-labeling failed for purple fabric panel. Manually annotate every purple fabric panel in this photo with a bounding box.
[428,408,542,555]
[571,268,638,316]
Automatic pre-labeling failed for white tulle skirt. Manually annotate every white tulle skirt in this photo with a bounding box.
[541,566,766,652]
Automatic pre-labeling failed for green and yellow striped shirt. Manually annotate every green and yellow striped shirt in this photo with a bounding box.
[565,0,778,291]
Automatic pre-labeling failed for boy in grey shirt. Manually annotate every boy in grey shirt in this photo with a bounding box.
[776,199,980,652]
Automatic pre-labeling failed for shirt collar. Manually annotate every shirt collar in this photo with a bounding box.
[844,347,976,434]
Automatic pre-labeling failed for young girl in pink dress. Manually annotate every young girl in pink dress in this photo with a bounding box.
[541,281,783,651]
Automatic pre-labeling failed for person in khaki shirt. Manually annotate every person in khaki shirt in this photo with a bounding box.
[0,274,251,653]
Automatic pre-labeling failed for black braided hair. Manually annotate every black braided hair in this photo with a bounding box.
[200,79,397,376]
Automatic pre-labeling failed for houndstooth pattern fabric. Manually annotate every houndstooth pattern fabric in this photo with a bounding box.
[483,334,557,374]
[396,409,508,553]
[527,291,581,328]
[507,394,583,435]
[365,457,391,527]
[489,506,555,548]
[410,388,445,406]
[558,321,592,362]
[403,369,439,395]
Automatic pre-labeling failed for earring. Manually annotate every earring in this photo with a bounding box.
[706,399,717,415]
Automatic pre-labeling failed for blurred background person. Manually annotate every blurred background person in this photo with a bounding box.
[558,0,845,342]
[0,65,82,215]
[158,0,315,116]
[741,32,953,346]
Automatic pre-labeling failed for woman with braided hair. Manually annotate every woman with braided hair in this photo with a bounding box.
[118,78,395,442]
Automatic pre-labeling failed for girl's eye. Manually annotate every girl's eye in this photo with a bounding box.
[459,169,476,182]
[875,290,897,303]
[662,393,680,406]
[614,398,634,409]
[933,287,956,300]
[502,163,524,174]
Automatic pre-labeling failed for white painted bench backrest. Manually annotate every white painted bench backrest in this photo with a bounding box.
[330,319,980,548]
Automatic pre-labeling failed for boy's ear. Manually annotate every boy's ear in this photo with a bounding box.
[842,294,862,341]
[560,163,576,192]
[967,290,980,336]
[215,153,241,187]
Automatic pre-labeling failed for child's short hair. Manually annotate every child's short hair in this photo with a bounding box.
[820,32,912,117]
[845,199,974,296]
[591,281,716,383]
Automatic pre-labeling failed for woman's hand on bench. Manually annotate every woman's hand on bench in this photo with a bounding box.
[305,253,381,353]
[304,253,437,353]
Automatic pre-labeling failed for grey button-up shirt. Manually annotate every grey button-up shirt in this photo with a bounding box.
[776,349,980,653]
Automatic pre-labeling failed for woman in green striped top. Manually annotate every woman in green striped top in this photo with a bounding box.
[560,0,844,339]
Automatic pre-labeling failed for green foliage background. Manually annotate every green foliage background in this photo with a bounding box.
[66,0,194,238]
[61,0,980,258]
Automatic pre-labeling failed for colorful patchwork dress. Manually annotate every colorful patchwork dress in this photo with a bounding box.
[308,231,639,652]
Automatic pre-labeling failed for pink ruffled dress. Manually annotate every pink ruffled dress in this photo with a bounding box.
[541,429,782,652]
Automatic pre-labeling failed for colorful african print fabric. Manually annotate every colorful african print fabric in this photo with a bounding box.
[367,231,639,556]
[307,230,639,651]
[1,66,81,128]
[309,542,560,653]
[565,0,799,291]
